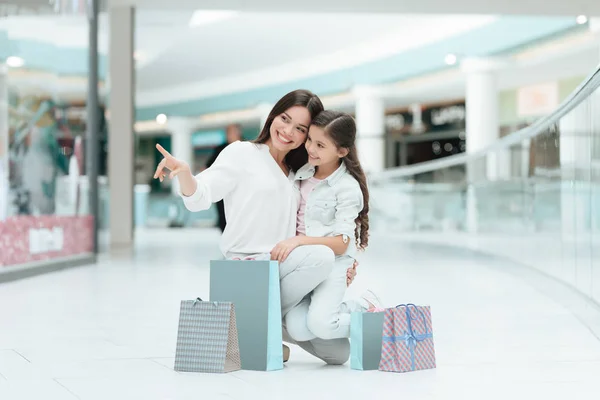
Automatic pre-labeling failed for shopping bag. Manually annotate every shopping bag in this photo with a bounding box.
[174,298,241,373]
[210,260,283,371]
[350,311,385,370]
[379,304,436,373]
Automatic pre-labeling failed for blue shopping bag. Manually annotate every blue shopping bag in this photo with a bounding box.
[350,311,385,370]
[210,260,283,371]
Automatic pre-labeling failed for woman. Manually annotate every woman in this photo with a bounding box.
[154,89,355,365]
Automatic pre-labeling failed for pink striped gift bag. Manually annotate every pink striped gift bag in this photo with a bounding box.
[378,304,436,373]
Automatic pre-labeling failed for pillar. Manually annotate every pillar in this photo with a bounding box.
[256,103,273,132]
[591,18,600,235]
[461,57,505,232]
[591,18,600,58]
[353,85,385,175]
[86,0,100,252]
[462,57,509,181]
[0,64,8,221]
[168,117,195,196]
[559,101,593,239]
[521,138,531,178]
[108,6,135,247]
[557,19,600,239]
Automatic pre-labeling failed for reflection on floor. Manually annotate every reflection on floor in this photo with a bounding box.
[1,228,599,400]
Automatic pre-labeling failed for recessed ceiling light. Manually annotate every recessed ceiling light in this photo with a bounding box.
[576,15,588,24]
[189,10,239,28]
[156,114,168,125]
[6,56,25,68]
[444,54,457,65]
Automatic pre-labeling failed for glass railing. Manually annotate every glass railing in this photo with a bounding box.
[370,64,600,305]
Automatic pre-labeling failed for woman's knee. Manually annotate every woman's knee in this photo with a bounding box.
[323,341,350,365]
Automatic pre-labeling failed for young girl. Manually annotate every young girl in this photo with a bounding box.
[270,110,381,342]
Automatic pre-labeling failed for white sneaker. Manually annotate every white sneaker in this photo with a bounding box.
[360,289,384,311]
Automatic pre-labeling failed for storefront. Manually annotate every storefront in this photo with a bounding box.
[385,100,467,182]
[0,71,97,275]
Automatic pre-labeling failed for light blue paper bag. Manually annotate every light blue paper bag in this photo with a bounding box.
[350,311,385,370]
[210,260,283,371]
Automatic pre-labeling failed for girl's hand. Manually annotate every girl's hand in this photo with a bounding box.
[347,259,358,286]
[270,236,304,263]
[153,144,191,182]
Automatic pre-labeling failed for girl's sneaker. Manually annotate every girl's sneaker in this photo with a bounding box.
[360,289,384,312]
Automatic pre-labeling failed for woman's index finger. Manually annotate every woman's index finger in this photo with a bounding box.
[156,143,172,158]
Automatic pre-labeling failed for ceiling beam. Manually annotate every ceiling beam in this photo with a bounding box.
[108,0,600,17]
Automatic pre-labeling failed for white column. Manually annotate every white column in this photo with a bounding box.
[409,103,424,134]
[0,64,8,221]
[108,6,135,247]
[461,58,505,232]
[462,57,508,181]
[167,117,195,195]
[591,18,600,57]
[353,85,385,175]
[558,85,594,240]
[256,103,273,132]
[521,138,531,178]
[557,19,600,240]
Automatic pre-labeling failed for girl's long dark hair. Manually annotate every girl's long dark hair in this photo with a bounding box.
[252,89,324,172]
[311,110,370,250]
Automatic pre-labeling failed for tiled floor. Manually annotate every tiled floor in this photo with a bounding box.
[1,228,600,399]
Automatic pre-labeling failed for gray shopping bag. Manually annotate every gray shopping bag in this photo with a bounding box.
[350,311,385,370]
[174,298,241,373]
[210,260,283,371]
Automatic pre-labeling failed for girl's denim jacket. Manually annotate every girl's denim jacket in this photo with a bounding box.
[293,161,364,258]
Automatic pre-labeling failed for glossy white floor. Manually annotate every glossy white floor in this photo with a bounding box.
[1,228,600,400]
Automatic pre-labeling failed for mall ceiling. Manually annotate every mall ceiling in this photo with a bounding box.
[110,0,600,17]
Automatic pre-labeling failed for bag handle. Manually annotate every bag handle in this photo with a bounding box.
[192,297,219,307]
[394,303,430,341]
